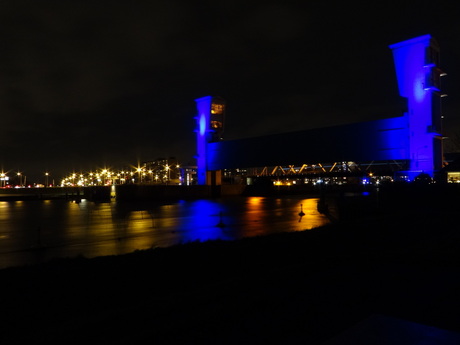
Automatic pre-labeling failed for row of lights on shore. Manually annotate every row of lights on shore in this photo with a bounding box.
[0,171,51,188]
[60,165,182,187]
[1,164,183,188]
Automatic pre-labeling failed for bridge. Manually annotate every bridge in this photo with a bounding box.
[195,35,446,185]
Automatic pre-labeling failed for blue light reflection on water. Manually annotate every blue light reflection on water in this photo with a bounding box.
[0,196,331,269]
[166,199,232,243]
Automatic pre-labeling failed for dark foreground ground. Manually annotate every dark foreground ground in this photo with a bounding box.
[1,184,460,344]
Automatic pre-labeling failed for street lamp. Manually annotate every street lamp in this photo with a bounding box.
[137,168,142,183]
[0,172,6,188]
[165,164,170,184]
[148,170,153,183]
[45,172,49,187]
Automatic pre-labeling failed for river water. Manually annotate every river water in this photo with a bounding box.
[0,195,331,269]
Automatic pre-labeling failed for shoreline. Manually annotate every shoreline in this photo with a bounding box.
[1,184,459,343]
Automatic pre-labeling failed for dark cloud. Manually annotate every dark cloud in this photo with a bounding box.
[0,1,459,181]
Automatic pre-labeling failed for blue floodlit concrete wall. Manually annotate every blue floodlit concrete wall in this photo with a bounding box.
[205,116,409,170]
[195,35,444,184]
[389,34,444,180]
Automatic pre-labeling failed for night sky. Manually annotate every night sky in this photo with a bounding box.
[1,1,459,182]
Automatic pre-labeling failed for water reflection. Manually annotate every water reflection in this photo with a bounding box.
[0,196,330,269]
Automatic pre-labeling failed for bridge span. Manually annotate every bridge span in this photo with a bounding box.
[195,35,446,185]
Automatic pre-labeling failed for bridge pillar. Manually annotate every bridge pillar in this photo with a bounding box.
[390,35,446,180]
[194,96,225,185]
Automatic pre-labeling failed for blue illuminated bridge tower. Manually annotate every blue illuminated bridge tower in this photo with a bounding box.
[194,96,226,185]
[195,35,446,185]
[390,35,446,179]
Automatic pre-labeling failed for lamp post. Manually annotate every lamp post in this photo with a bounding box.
[0,172,6,188]
[137,168,142,183]
[45,172,49,187]
[165,164,170,184]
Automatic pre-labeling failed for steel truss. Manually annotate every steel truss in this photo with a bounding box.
[248,160,408,177]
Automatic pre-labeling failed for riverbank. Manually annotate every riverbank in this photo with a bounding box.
[0,184,246,201]
[1,184,459,344]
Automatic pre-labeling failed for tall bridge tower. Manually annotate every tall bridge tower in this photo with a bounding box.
[194,96,226,185]
[390,34,446,179]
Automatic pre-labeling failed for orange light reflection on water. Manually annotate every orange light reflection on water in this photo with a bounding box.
[239,196,330,238]
[294,198,330,231]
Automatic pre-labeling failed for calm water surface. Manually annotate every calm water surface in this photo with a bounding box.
[0,196,330,269]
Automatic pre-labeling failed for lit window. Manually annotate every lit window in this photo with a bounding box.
[211,103,224,114]
[211,121,222,129]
